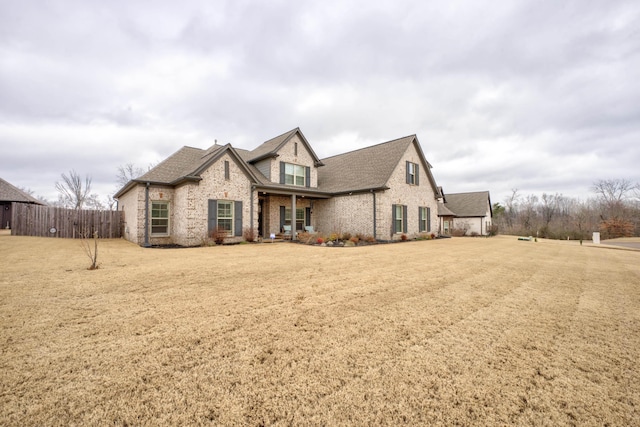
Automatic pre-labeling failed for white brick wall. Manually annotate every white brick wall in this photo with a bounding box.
[118,138,441,245]
[314,193,375,237]
[368,144,439,240]
[267,134,319,187]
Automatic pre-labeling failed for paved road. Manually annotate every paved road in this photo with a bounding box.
[602,241,640,250]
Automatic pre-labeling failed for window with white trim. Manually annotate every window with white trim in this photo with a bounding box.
[407,162,418,185]
[217,201,233,235]
[285,163,306,186]
[151,201,169,236]
[394,204,403,233]
[419,207,427,232]
[285,207,305,230]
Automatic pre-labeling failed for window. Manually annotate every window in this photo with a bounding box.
[419,207,431,232]
[151,201,169,235]
[394,204,404,233]
[285,163,306,186]
[406,161,419,185]
[217,201,233,234]
[208,199,243,237]
[285,207,305,230]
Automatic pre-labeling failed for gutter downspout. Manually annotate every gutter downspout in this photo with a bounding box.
[371,190,377,240]
[143,182,150,247]
[250,185,255,238]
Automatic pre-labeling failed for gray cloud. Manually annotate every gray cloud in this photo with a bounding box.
[1,0,639,205]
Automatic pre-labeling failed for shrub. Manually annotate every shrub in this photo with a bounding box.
[450,227,467,237]
[328,233,339,242]
[341,232,352,241]
[400,233,408,241]
[210,227,227,245]
[365,235,377,243]
[430,233,436,239]
[349,236,359,244]
[355,233,365,241]
[243,227,256,242]
[316,237,324,244]
[600,218,634,239]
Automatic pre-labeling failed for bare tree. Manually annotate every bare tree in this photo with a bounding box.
[503,188,520,230]
[55,170,92,209]
[592,178,635,205]
[79,231,99,270]
[116,163,145,188]
[540,193,560,228]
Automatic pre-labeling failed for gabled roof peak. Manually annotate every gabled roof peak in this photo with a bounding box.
[248,127,323,166]
[321,134,416,161]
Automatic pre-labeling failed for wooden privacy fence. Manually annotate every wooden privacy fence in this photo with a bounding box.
[11,203,122,238]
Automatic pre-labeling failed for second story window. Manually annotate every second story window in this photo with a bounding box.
[285,163,306,186]
[406,161,419,185]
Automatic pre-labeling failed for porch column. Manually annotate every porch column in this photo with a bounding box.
[291,193,297,240]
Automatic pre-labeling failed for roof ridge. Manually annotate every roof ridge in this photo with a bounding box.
[321,134,415,161]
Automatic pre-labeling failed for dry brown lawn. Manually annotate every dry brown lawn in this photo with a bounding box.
[1,234,639,426]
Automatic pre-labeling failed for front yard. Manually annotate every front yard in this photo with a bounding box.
[1,235,638,425]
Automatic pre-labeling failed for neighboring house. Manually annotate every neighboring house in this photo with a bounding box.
[438,190,493,236]
[114,128,442,246]
[0,177,47,229]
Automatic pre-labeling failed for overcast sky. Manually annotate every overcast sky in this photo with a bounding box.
[2,0,639,205]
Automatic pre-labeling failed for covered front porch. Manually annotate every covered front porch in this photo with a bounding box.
[255,187,330,240]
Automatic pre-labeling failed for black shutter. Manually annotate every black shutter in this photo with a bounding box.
[280,206,285,231]
[415,164,419,186]
[280,162,285,184]
[406,161,410,184]
[234,201,243,236]
[403,205,408,233]
[305,166,311,187]
[427,207,431,232]
[208,199,217,234]
[419,207,424,232]
[391,204,396,234]
[305,207,311,227]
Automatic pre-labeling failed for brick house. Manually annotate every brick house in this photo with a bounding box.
[114,128,442,246]
[437,190,493,236]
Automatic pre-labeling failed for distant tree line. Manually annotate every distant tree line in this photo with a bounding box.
[493,179,640,239]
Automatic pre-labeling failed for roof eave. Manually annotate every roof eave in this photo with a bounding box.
[330,185,389,196]
[248,153,279,164]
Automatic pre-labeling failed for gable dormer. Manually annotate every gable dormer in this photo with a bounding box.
[247,128,323,188]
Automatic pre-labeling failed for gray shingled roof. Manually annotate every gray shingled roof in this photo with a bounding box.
[247,128,298,162]
[437,202,456,216]
[247,128,324,166]
[114,144,256,198]
[318,136,416,193]
[0,177,46,204]
[137,146,215,184]
[115,129,441,198]
[441,191,491,217]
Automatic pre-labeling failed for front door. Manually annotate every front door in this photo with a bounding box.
[258,199,264,237]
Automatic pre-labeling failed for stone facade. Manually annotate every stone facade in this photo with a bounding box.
[266,134,319,188]
[372,144,439,240]
[117,130,445,246]
[314,193,375,237]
